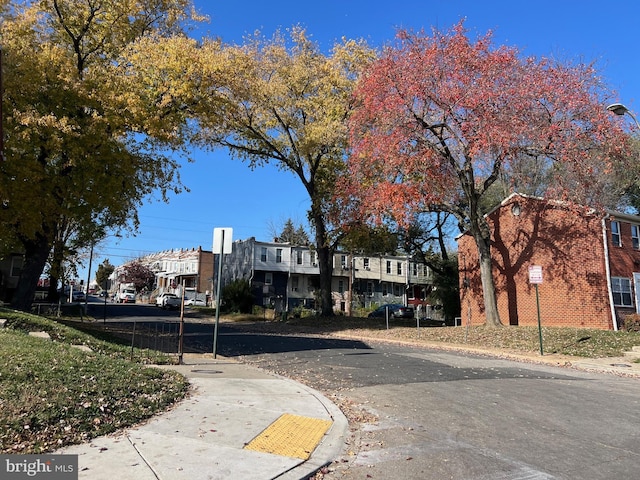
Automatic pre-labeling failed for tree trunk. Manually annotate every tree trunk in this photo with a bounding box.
[472,228,502,326]
[310,204,335,317]
[11,233,53,312]
[47,236,65,302]
[316,242,335,317]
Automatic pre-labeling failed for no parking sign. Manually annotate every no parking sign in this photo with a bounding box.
[528,265,543,284]
[528,265,544,355]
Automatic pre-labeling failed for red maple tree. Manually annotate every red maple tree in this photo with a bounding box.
[345,22,631,326]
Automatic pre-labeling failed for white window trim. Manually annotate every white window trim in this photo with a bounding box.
[611,220,622,247]
[632,224,640,250]
[612,276,633,307]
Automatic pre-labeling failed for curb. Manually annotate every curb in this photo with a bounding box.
[274,378,349,480]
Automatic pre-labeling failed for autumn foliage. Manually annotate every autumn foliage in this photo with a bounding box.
[345,22,632,325]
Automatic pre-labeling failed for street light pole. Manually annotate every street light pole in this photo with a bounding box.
[606,103,640,130]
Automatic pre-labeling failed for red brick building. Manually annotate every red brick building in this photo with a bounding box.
[457,193,640,330]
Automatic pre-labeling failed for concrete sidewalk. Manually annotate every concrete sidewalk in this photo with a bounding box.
[57,355,348,480]
[55,348,640,480]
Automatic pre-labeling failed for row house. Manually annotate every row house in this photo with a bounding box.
[112,247,213,301]
[331,253,434,313]
[0,253,24,303]
[221,238,434,313]
[221,238,318,312]
[457,193,640,330]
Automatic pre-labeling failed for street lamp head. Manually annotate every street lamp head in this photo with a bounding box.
[606,103,630,116]
[606,102,640,130]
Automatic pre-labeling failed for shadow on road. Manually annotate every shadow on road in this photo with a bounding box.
[74,320,371,357]
[216,331,371,356]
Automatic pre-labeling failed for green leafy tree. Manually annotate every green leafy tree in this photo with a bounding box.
[276,219,311,245]
[339,224,398,256]
[617,137,640,213]
[0,0,201,310]
[222,279,254,314]
[95,260,115,291]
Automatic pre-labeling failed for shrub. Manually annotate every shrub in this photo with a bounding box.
[222,279,254,314]
[622,314,640,332]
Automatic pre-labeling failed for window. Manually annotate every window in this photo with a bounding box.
[397,262,403,275]
[386,261,392,274]
[367,282,374,296]
[382,283,388,296]
[633,225,640,250]
[611,221,622,247]
[412,263,418,277]
[291,276,299,291]
[296,250,303,265]
[363,258,370,270]
[276,248,282,263]
[341,255,347,269]
[311,251,317,266]
[265,272,273,285]
[10,256,23,277]
[338,280,344,294]
[611,277,633,307]
[260,247,267,262]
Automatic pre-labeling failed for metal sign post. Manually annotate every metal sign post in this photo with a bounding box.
[385,305,390,330]
[528,265,544,355]
[178,280,185,364]
[212,228,233,358]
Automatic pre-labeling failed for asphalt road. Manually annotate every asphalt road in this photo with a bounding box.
[219,333,640,480]
[82,304,640,479]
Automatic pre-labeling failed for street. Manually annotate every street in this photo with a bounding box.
[221,333,640,480]
[82,304,640,479]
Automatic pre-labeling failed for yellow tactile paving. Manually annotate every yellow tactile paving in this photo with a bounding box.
[244,413,333,460]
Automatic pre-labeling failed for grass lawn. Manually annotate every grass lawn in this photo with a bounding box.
[0,308,188,454]
[2,306,638,454]
[221,314,640,359]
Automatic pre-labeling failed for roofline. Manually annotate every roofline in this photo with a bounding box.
[455,192,640,241]
[604,210,640,223]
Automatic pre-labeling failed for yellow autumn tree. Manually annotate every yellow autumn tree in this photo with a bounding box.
[0,0,204,309]
[190,28,376,316]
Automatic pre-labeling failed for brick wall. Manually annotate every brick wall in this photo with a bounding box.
[459,195,615,330]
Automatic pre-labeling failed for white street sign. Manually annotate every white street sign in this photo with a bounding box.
[213,228,233,254]
[528,265,543,284]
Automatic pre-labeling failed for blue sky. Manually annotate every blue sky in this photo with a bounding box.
[85,0,640,281]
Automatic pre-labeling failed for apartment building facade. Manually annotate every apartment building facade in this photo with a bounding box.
[0,253,24,303]
[222,237,434,313]
[112,239,435,313]
[112,247,214,301]
[457,193,640,330]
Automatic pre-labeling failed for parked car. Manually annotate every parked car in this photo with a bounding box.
[184,298,206,306]
[156,292,181,309]
[368,304,415,319]
[71,291,86,302]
